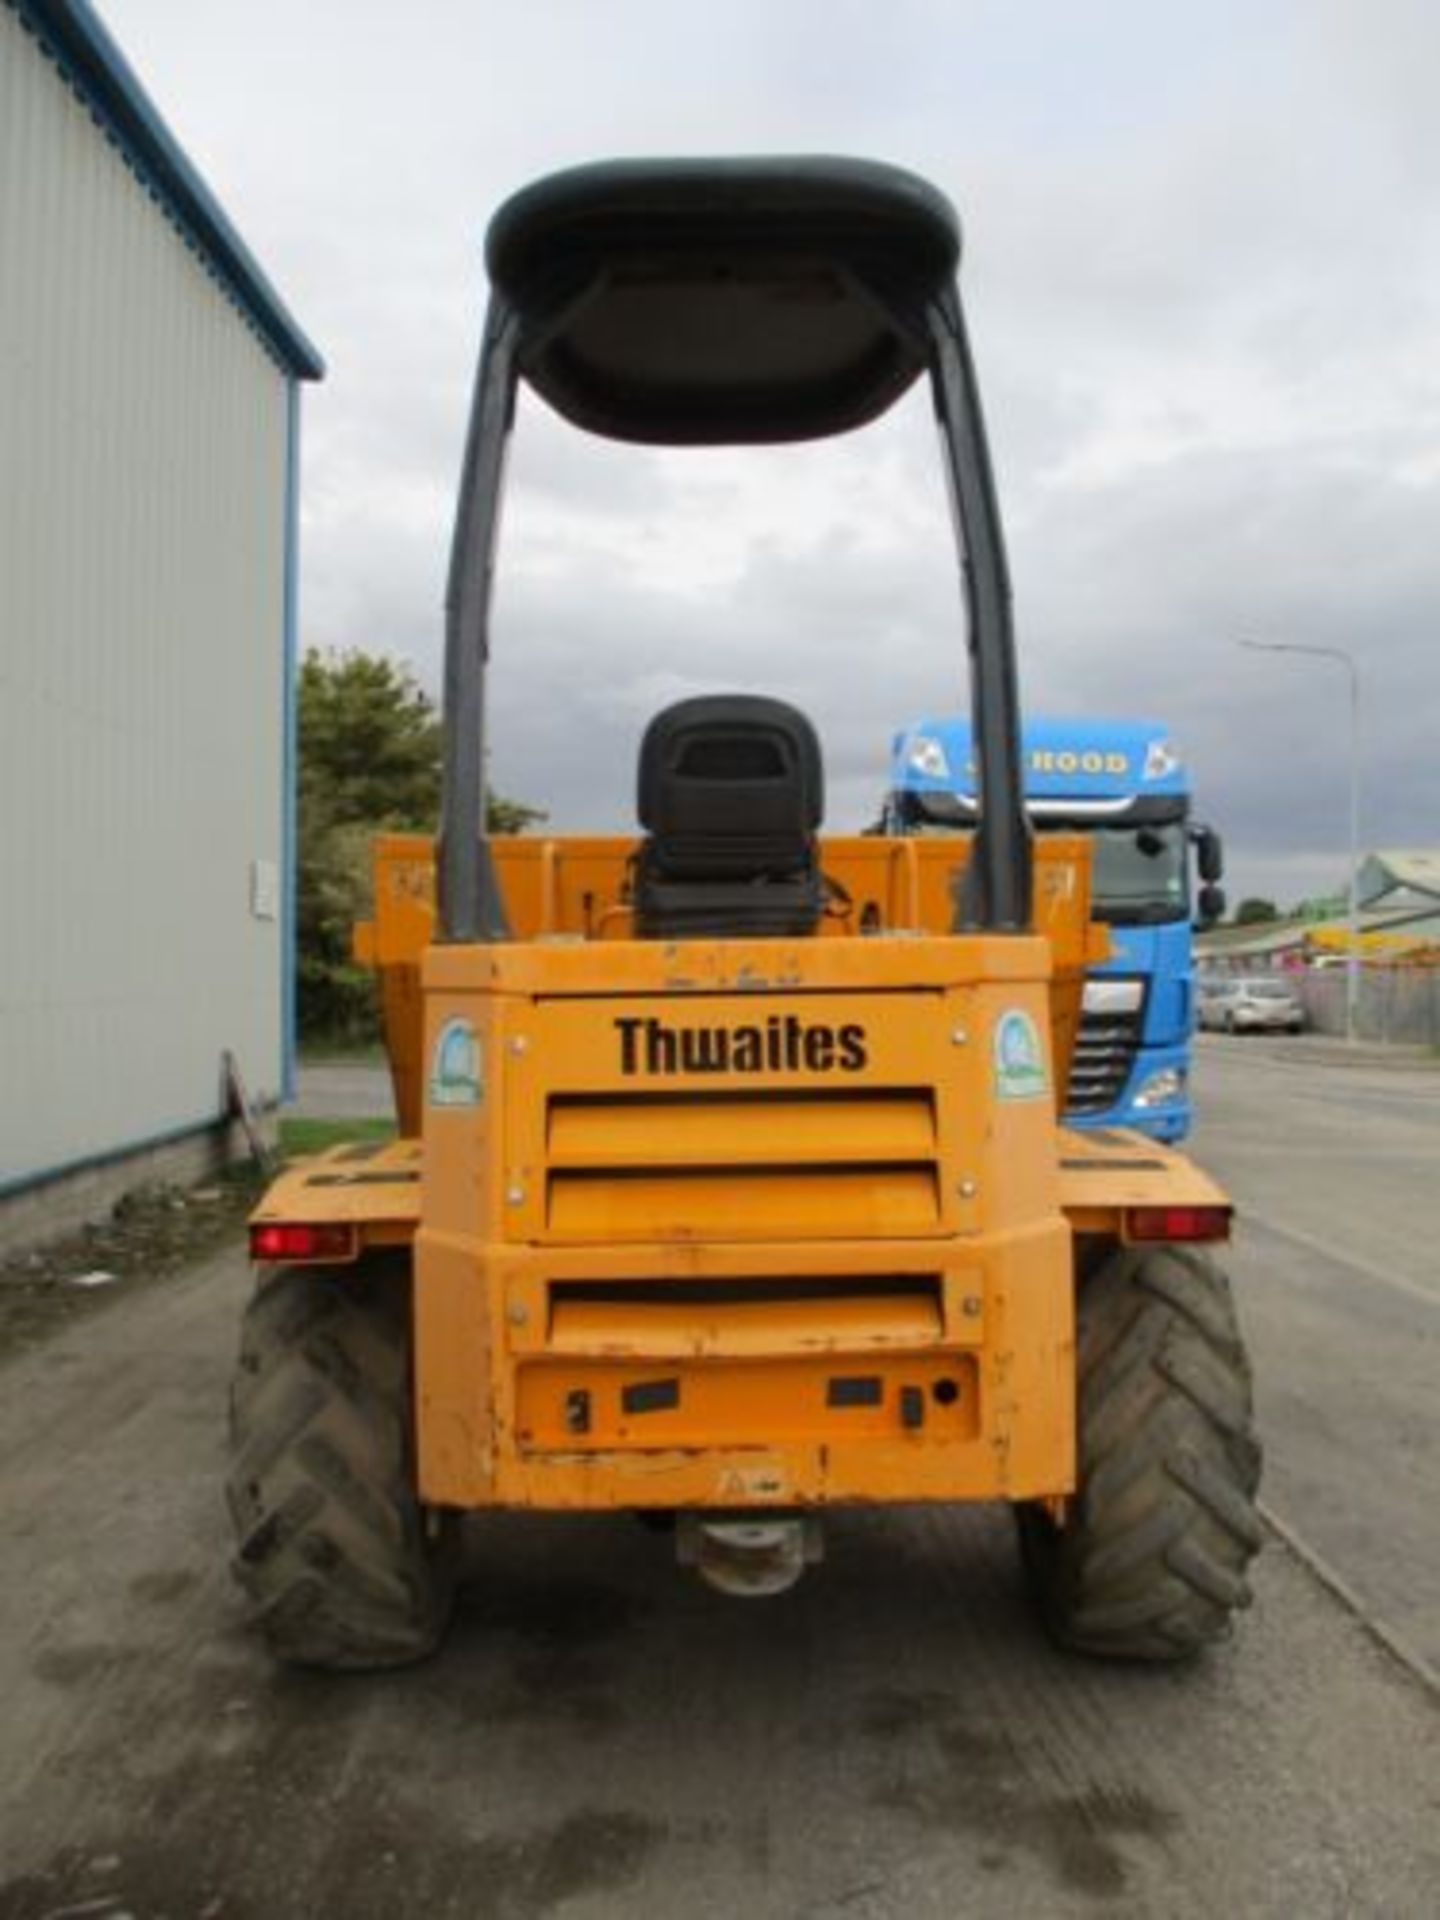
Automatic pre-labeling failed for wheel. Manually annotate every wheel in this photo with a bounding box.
[226,1255,458,1670]
[1018,1242,1263,1661]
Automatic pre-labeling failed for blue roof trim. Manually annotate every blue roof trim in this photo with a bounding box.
[8,0,324,379]
[280,380,300,1104]
[0,1107,248,1199]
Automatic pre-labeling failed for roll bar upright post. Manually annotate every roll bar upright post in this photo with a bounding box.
[438,299,518,943]
[928,285,1032,932]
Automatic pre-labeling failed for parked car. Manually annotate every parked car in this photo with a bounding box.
[1197,977,1305,1034]
[1195,979,1230,1026]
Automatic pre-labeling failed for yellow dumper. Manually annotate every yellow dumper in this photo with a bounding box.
[230,159,1261,1667]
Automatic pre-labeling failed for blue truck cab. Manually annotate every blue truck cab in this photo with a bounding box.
[884,716,1224,1141]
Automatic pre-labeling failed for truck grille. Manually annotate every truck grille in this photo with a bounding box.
[1066,1009,1142,1115]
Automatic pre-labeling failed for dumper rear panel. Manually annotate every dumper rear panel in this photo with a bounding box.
[414,935,1077,1513]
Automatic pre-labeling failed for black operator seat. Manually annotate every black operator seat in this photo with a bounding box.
[634,695,826,938]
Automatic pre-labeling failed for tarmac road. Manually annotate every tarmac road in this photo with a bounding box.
[1190,1034,1440,1675]
[2,1052,1438,1919]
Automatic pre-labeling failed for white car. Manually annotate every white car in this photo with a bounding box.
[1198,978,1305,1034]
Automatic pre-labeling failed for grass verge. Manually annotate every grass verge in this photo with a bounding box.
[278,1115,398,1157]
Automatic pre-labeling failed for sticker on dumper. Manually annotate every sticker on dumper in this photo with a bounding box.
[993,1009,1048,1101]
[717,1464,788,1501]
[429,1018,483,1107]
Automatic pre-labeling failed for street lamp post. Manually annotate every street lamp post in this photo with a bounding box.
[1239,640,1362,1043]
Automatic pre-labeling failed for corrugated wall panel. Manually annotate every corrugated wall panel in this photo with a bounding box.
[1,11,289,1187]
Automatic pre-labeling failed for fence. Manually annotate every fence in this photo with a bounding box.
[1297,968,1440,1047]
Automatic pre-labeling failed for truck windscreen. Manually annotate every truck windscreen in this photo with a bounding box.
[1085,822,1188,925]
[888,793,1192,925]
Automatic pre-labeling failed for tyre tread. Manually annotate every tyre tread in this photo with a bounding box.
[1019,1242,1263,1662]
[225,1259,456,1670]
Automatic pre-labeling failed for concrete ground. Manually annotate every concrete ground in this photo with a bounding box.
[1,1045,1437,1918]
[289,1058,394,1122]
[1190,1033,1440,1672]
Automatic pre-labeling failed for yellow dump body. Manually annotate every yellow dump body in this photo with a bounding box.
[254,831,1227,1517]
[414,927,1082,1510]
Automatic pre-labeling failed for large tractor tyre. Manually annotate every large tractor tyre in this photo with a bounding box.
[226,1257,458,1670]
[1019,1243,1263,1662]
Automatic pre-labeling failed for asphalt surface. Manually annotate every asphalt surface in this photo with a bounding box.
[1189,1034,1440,1673]
[2,1049,1438,1918]
[290,1059,394,1122]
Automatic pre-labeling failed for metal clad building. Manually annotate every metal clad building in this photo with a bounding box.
[1,0,322,1214]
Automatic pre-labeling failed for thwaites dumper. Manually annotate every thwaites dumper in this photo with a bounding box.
[231,159,1262,1668]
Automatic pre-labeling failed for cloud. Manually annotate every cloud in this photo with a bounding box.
[106,0,1440,908]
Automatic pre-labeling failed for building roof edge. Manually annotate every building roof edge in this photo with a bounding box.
[9,0,324,379]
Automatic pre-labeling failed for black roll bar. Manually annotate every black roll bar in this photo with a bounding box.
[437,298,518,944]
[927,285,1032,932]
[438,203,1032,941]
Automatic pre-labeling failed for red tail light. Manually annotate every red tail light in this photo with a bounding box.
[249,1221,357,1263]
[1126,1205,1230,1243]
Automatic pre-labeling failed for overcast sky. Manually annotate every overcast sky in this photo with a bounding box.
[106,0,1439,907]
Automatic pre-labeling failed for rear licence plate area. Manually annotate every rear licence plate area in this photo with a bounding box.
[515,1352,978,1451]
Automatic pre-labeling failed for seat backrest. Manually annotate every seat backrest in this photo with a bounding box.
[635,695,825,935]
[638,695,823,873]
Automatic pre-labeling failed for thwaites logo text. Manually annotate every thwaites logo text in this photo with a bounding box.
[614,1015,868,1076]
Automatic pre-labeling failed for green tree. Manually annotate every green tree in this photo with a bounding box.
[298,648,443,829]
[297,649,543,1038]
[1233,897,1279,926]
[1289,893,1346,923]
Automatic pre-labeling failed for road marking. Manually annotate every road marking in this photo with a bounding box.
[1260,1499,1440,1703]
[1238,1214,1440,1310]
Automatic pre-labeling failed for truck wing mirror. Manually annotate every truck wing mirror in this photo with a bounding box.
[1192,824,1224,884]
[1196,882,1226,927]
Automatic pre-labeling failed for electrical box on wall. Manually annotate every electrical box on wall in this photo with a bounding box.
[250,859,279,921]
